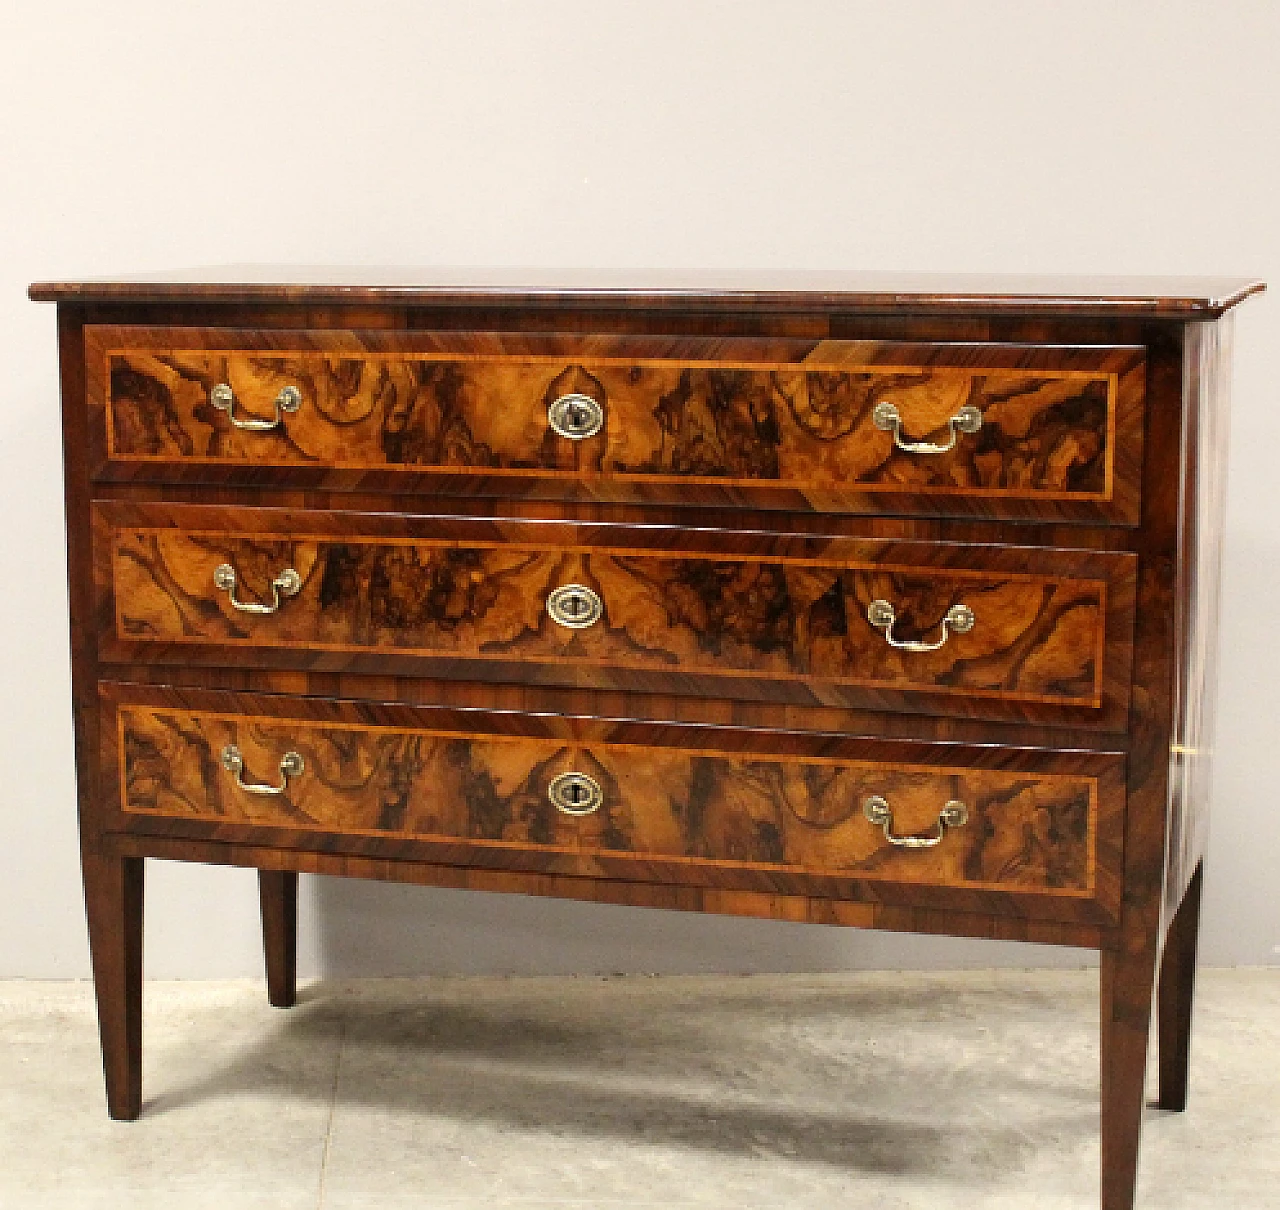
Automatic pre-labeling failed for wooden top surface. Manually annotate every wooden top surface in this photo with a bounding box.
[28,265,1264,317]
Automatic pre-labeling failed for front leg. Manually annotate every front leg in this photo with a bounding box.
[82,850,145,1120]
[1100,936,1159,1210]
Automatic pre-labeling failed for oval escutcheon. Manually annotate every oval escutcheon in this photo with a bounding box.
[548,771,604,816]
[547,584,603,629]
[547,392,605,440]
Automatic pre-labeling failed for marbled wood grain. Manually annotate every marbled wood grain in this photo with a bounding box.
[101,519,1130,718]
[110,702,1117,914]
[87,327,1144,523]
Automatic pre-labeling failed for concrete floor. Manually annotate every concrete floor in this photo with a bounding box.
[0,969,1276,1209]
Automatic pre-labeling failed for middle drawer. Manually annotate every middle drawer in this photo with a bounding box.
[94,502,1136,726]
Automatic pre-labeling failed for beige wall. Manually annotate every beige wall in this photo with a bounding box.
[1,1,1277,977]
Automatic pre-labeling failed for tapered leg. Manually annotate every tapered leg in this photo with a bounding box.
[82,850,144,1120]
[1100,941,1159,1210]
[258,870,298,1008]
[1157,863,1205,1111]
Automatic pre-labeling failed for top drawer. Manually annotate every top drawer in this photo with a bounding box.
[87,327,1146,524]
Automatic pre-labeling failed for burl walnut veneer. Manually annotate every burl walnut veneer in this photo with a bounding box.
[31,267,1263,1210]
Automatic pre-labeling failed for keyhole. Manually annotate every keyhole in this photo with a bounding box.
[547,584,602,629]
[567,404,586,430]
[548,770,602,815]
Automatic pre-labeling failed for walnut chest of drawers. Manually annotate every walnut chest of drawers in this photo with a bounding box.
[31,268,1263,1210]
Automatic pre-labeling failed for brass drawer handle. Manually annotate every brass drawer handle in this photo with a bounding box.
[221,745,304,796]
[864,795,968,849]
[210,383,302,432]
[548,392,604,440]
[548,771,604,816]
[873,401,982,454]
[213,564,302,615]
[866,599,974,652]
[547,584,603,629]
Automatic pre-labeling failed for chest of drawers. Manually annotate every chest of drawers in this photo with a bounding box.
[31,268,1262,1210]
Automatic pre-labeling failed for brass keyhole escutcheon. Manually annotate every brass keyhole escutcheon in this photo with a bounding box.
[548,771,604,816]
[548,392,605,440]
[547,584,603,629]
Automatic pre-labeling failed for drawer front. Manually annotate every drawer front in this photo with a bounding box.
[103,693,1125,921]
[96,504,1137,725]
[88,327,1145,523]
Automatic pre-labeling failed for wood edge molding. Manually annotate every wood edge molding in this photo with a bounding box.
[101,830,1113,949]
[30,272,1266,317]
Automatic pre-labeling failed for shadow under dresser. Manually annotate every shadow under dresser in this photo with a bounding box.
[29,267,1264,1210]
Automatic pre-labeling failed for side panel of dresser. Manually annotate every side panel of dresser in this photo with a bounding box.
[1164,318,1234,923]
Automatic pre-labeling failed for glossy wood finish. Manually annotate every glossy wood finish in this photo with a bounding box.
[98,504,1136,723]
[1096,314,1192,1210]
[37,272,1261,1209]
[1096,308,1243,1210]
[107,697,1122,918]
[93,681,1128,928]
[30,266,1265,318]
[88,328,1145,523]
[109,832,1112,949]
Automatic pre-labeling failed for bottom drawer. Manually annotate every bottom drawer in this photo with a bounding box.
[102,690,1124,923]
